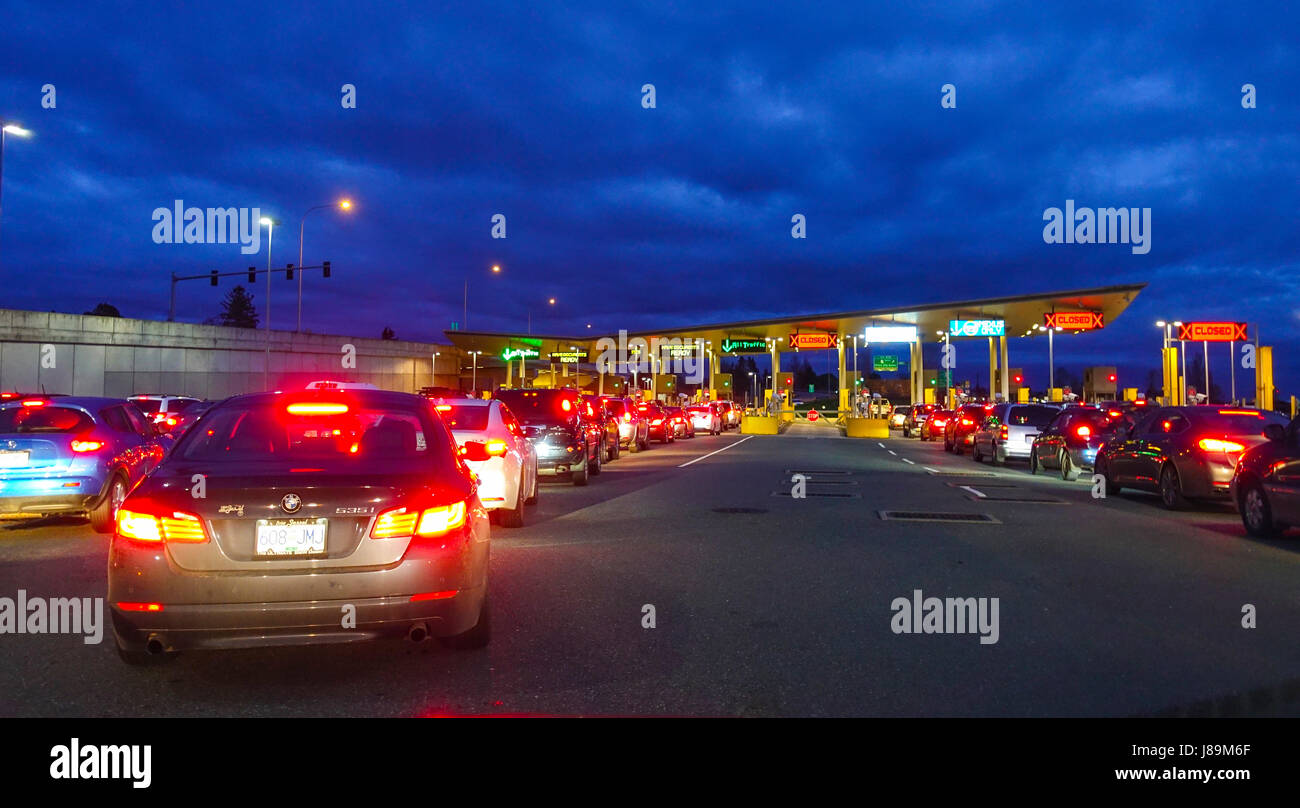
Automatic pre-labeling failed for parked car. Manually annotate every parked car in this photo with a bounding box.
[108,389,491,663]
[889,405,913,431]
[1029,406,1124,480]
[1095,406,1288,508]
[921,408,952,441]
[665,406,695,438]
[688,403,723,435]
[0,396,166,532]
[1231,415,1300,537]
[637,401,675,444]
[971,403,1060,465]
[128,394,202,427]
[600,395,649,452]
[494,389,603,486]
[432,397,538,526]
[944,403,992,454]
[583,395,622,461]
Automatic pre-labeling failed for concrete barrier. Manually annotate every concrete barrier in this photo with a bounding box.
[845,417,890,438]
[741,415,782,435]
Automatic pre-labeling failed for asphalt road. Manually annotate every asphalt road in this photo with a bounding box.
[3,423,1299,717]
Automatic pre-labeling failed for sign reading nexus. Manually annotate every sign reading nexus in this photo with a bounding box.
[948,319,1006,338]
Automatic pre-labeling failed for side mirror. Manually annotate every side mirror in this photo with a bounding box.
[460,441,490,462]
[1264,423,1286,442]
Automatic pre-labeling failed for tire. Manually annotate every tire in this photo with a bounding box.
[498,474,525,527]
[1029,450,1040,475]
[611,438,619,460]
[972,440,984,463]
[944,438,953,453]
[89,474,127,534]
[439,594,490,650]
[659,431,669,444]
[992,446,1006,466]
[572,457,589,486]
[1159,464,1187,510]
[1095,457,1121,495]
[524,469,538,505]
[639,432,649,450]
[628,435,639,453]
[1240,479,1280,537]
[1060,450,1080,481]
[588,444,602,476]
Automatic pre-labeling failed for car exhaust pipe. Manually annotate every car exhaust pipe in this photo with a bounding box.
[145,635,167,656]
[408,623,429,643]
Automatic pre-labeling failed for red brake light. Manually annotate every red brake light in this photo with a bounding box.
[287,402,349,415]
[1217,409,1260,417]
[999,425,1008,439]
[623,412,631,422]
[71,440,104,452]
[561,399,573,412]
[1075,425,1091,438]
[20,399,45,407]
[116,602,164,612]
[435,404,452,412]
[485,439,508,457]
[371,501,469,540]
[115,508,208,544]
[652,418,663,425]
[1198,438,1245,453]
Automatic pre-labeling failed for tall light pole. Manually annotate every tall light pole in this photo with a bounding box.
[297,199,352,332]
[0,122,33,266]
[463,264,501,331]
[528,297,556,335]
[470,351,481,395]
[259,217,278,390]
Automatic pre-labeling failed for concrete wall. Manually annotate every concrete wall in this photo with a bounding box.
[0,309,462,399]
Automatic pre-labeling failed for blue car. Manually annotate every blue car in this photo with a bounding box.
[0,397,165,532]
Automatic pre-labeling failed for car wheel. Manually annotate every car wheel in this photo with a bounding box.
[1029,451,1040,475]
[439,594,490,650]
[89,474,127,534]
[589,446,602,476]
[524,470,538,505]
[1096,457,1121,495]
[1159,464,1187,510]
[498,475,525,528]
[972,440,984,462]
[611,438,619,460]
[1059,450,1080,481]
[1240,480,1280,537]
[992,446,1006,466]
[572,458,589,486]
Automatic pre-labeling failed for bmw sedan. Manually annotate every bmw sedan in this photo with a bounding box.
[107,390,491,663]
[0,396,165,532]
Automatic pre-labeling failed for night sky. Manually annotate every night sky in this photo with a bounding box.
[1,2,1297,393]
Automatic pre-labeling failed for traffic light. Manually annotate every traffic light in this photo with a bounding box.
[322,260,331,278]
[783,376,793,387]
[285,263,294,280]
[248,266,257,283]
[210,270,218,286]
[1013,374,1023,385]
[1108,373,1117,383]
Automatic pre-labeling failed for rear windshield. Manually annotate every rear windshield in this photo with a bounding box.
[176,400,454,472]
[169,399,200,413]
[494,390,579,425]
[1067,410,1128,433]
[603,400,628,417]
[1189,409,1288,434]
[1006,406,1058,427]
[130,399,162,414]
[0,405,95,434]
[435,404,490,431]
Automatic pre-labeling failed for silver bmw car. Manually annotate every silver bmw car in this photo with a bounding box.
[107,390,492,664]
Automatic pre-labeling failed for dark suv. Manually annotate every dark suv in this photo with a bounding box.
[637,400,675,444]
[945,403,993,454]
[495,389,603,486]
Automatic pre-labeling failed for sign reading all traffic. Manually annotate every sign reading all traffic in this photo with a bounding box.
[721,337,767,354]
[948,319,1006,338]
[1178,322,1247,342]
[1044,311,1104,330]
[789,333,838,350]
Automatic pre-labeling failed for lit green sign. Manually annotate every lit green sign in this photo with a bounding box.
[873,356,899,372]
[502,347,540,361]
[721,337,767,354]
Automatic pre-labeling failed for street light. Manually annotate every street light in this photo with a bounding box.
[0,122,33,265]
[528,297,556,335]
[296,199,353,332]
[463,265,502,331]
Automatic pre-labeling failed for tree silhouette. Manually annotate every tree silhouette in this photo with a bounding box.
[218,286,259,328]
[84,302,122,317]
[381,326,397,340]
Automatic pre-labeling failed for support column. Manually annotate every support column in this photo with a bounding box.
[506,356,514,388]
[520,356,526,388]
[988,337,996,400]
[912,340,922,404]
[837,337,847,414]
[999,335,1009,401]
[771,343,781,409]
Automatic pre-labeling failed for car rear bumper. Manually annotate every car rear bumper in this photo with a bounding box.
[0,480,101,515]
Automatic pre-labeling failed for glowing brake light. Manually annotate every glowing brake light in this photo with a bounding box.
[115,508,208,543]
[20,399,45,407]
[435,404,452,412]
[1075,425,1091,438]
[71,440,104,452]
[652,418,663,425]
[1198,438,1245,453]
[371,501,468,539]
[1217,409,1260,417]
[116,602,164,612]
[623,413,631,422]
[561,399,573,412]
[485,439,508,457]
[287,402,349,415]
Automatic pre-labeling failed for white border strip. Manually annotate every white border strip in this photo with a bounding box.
[678,436,754,468]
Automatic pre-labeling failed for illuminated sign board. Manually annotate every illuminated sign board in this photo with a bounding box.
[873,356,900,372]
[948,319,1006,338]
[1178,322,1247,342]
[661,343,701,358]
[788,333,838,350]
[1044,311,1104,330]
[721,337,768,354]
[501,347,540,361]
[861,326,918,342]
[548,350,589,364]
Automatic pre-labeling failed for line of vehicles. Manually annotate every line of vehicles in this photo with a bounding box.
[889,399,1300,536]
[0,383,743,663]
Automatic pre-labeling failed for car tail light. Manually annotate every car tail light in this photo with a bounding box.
[435,404,452,412]
[1075,425,1092,438]
[410,590,458,602]
[71,440,104,452]
[1107,410,1122,418]
[961,418,973,426]
[287,402,349,415]
[652,418,663,425]
[116,602,164,612]
[623,413,631,422]
[115,508,208,544]
[999,425,1008,440]
[485,439,508,457]
[1198,438,1245,453]
[20,399,45,407]
[416,501,467,536]
[1217,409,1260,417]
[371,507,419,538]
[561,399,572,412]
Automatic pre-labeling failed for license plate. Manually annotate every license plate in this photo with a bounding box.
[0,451,29,468]
[255,518,328,557]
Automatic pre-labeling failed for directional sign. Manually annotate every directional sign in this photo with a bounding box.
[788,333,838,350]
[873,355,899,372]
[948,319,1005,338]
[502,347,540,361]
[721,337,768,354]
[1178,322,1247,342]
[1044,311,1104,330]
[661,343,701,358]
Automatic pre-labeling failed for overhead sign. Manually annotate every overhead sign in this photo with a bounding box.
[873,356,899,372]
[1178,322,1247,342]
[948,319,1006,338]
[788,333,838,350]
[1044,311,1104,330]
[861,325,918,343]
[721,337,767,354]
[548,350,589,364]
[501,347,540,361]
[661,343,701,358]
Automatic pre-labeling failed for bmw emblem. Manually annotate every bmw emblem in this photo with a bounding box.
[5,440,15,450]
[280,493,302,514]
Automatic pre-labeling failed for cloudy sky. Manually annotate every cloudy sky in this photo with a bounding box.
[1,1,1297,392]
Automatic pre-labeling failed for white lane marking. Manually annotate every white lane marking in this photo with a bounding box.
[877,442,886,448]
[902,458,915,465]
[888,450,897,456]
[959,485,986,498]
[678,436,754,468]
[923,466,941,473]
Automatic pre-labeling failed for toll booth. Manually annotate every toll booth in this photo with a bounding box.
[714,373,733,400]
[1084,366,1117,401]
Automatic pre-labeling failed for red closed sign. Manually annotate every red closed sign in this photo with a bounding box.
[1178,322,1247,342]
